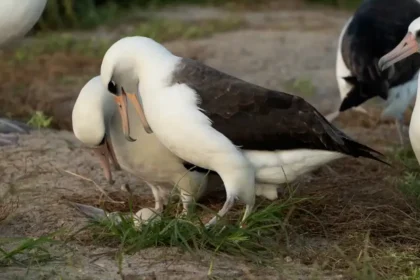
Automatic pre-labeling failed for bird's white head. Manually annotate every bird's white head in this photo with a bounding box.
[100,36,177,140]
[378,17,420,71]
[72,76,118,184]
[72,76,115,146]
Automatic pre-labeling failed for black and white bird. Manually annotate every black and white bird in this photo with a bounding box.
[328,0,420,146]
[99,36,388,227]
[72,76,211,218]
[379,17,420,166]
[0,0,47,146]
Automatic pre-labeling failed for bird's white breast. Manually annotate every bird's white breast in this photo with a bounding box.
[139,83,247,171]
[108,101,187,183]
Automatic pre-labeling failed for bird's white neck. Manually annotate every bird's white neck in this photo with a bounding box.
[136,54,181,91]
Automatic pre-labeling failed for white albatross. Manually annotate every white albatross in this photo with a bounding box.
[379,17,420,165]
[72,76,212,216]
[0,0,47,146]
[99,36,389,227]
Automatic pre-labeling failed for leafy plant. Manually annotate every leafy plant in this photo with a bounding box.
[27,111,53,129]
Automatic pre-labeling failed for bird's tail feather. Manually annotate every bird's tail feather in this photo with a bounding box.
[343,137,390,166]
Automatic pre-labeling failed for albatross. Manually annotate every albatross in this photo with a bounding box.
[99,36,388,227]
[0,0,47,146]
[379,17,420,165]
[328,0,420,146]
[72,76,212,215]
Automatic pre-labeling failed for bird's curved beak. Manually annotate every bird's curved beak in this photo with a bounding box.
[114,91,137,142]
[93,137,118,185]
[378,32,419,71]
[122,88,153,135]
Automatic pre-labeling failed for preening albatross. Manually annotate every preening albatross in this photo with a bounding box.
[0,0,47,145]
[72,76,211,215]
[329,0,420,146]
[99,36,388,227]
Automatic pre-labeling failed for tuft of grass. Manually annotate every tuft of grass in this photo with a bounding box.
[399,172,420,204]
[391,147,420,172]
[400,268,420,280]
[388,146,420,200]
[27,111,53,129]
[389,147,420,205]
[284,78,316,98]
[0,236,58,267]
[85,195,308,268]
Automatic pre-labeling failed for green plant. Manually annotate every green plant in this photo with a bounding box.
[399,268,420,280]
[391,147,420,172]
[0,236,58,267]
[85,194,309,272]
[284,78,316,98]
[27,111,53,129]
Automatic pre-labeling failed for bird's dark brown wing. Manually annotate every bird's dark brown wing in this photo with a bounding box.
[170,58,386,164]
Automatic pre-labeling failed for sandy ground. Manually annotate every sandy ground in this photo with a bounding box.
[0,5,418,280]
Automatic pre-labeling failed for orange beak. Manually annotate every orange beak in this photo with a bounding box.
[378,32,419,71]
[113,91,137,142]
[121,88,153,134]
[93,137,118,185]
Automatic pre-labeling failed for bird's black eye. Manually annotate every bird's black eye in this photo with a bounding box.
[108,81,117,95]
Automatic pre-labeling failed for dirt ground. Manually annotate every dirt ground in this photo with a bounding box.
[1,4,419,280]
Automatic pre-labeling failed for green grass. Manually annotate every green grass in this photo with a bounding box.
[399,268,420,280]
[84,194,308,271]
[0,236,58,267]
[27,111,53,129]
[35,0,254,31]
[389,147,420,205]
[391,147,420,172]
[284,78,316,98]
[34,0,361,32]
[10,17,245,62]
[133,17,245,42]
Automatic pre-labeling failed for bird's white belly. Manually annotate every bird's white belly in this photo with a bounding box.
[244,149,344,184]
[109,106,186,183]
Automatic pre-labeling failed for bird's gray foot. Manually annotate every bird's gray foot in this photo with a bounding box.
[0,118,30,134]
[0,119,31,146]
